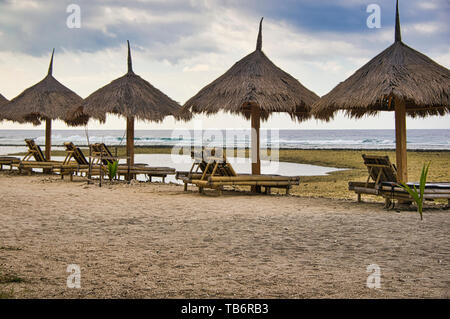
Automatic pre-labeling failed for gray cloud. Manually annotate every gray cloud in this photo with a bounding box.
[0,0,448,65]
[0,0,222,62]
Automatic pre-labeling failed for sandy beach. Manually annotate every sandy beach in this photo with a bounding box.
[0,172,448,299]
[1,0,449,307]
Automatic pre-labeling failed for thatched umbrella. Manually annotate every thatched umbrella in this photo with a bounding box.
[1,49,83,160]
[182,18,319,181]
[75,41,190,166]
[312,0,449,182]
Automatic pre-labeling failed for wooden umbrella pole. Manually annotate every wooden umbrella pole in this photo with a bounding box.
[126,116,135,180]
[251,104,261,193]
[45,118,52,161]
[43,119,52,174]
[394,97,407,183]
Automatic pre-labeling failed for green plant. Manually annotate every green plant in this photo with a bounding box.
[107,160,119,182]
[398,162,430,220]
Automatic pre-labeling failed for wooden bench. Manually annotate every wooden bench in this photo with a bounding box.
[89,143,175,182]
[13,139,63,174]
[349,154,450,207]
[177,148,300,195]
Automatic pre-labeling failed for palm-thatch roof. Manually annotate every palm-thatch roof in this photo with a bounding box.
[182,18,319,121]
[1,49,83,125]
[312,1,450,120]
[75,41,190,123]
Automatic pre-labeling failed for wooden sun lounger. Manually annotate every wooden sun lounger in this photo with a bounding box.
[57,142,98,180]
[22,139,46,162]
[13,139,63,174]
[89,143,175,181]
[90,143,117,166]
[63,142,89,166]
[349,154,397,201]
[177,148,300,195]
[379,182,450,203]
[349,154,450,207]
[58,142,175,182]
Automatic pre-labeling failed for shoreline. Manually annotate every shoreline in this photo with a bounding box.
[2,144,450,152]
[2,148,449,201]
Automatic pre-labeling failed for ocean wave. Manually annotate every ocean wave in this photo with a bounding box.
[0,130,449,150]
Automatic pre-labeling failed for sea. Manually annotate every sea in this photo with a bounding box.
[0,129,449,150]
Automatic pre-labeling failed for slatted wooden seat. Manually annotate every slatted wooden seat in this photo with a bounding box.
[57,142,175,182]
[90,143,117,166]
[63,142,89,166]
[57,142,98,180]
[176,148,235,189]
[13,139,63,174]
[88,143,175,181]
[349,154,450,207]
[23,138,47,162]
[0,156,21,171]
[177,147,300,195]
[349,154,397,199]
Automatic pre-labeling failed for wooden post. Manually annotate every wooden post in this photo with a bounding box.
[43,119,52,174]
[251,104,261,193]
[99,152,102,187]
[394,97,408,183]
[45,119,51,160]
[126,116,135,181]
[88,145,92,180]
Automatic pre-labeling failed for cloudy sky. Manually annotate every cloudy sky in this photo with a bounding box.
[0,0,448,130]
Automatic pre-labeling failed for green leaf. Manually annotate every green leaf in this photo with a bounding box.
[398,162,431,220]
[107,160,119,181]
[398,182,420,203]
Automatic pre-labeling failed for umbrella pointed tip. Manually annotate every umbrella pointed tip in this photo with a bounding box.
[256,17,263,51]
[48,48,55,76]
[127,40,133,73]
[395,0,402,42]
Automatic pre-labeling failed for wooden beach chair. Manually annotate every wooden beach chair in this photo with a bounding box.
[22,138,46,162]
[59,142,124,181]
[63,142,89,166]
[14,139,63,174]
[60,142,132,181]
[177,147,300,195]
[58,142,95,180]
[349,154,450,207]
[349,154,397,201]
[379,181,450,208]
[89,143,175,182]
[176,148,236,189]
[90,143,116,166]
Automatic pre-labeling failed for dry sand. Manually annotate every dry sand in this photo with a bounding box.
[0,173,448,298]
